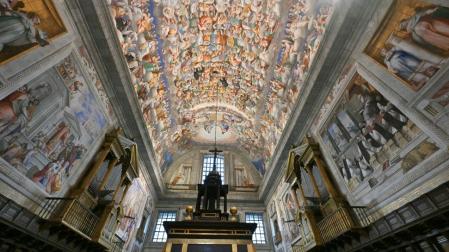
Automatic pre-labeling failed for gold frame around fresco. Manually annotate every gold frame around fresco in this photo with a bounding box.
[0,0,67,65]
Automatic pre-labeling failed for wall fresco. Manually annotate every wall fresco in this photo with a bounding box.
[0,0,66,63]
[0,55,108,194]
[320,73,424,191]
[366,0,449,91]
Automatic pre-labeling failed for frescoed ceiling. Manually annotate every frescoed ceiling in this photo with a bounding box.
[108,0,334,174]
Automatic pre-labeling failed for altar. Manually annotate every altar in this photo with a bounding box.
[162,149,257,252]
[163,220,257,252]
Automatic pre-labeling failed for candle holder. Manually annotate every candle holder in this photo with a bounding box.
[185,205,193,221]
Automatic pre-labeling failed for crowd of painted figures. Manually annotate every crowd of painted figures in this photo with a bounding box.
[321,75,418,189]
[108,0,334,172]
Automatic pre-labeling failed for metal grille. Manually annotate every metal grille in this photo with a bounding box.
[245,212,266,244]
[201,154,224,183]
[39,197,99,238]
[152,211,176,243]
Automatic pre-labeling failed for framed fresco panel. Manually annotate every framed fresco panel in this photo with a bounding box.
[0,54,108,195]
[320,73,426,191]
[0,0,66,64]
[365,0,449,91]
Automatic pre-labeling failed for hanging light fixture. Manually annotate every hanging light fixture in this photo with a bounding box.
[209,77,225,175]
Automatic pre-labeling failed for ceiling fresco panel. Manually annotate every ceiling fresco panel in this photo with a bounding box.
[108,0,335,175]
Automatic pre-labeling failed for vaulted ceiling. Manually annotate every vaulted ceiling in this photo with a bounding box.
[109,0,334,175]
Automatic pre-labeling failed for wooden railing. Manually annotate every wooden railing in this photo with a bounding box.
[351,206,373,227]
[39,197,99,238]
[317,206,372,243]
[111,235,125,252]
[317,207,353,243]
[292,244,306,252]
[38,197,68,219]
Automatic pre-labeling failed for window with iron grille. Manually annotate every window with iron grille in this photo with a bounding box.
[152,211,176,243]
[245,212,266,244]
[201,154,224,183]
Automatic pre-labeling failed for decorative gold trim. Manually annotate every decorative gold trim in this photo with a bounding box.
[165,242,172,251]
[169,228,251,236]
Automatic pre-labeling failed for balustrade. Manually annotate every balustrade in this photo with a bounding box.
[317,206,372,243]
[39,197,99,238]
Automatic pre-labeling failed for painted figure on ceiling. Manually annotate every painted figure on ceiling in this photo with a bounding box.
[107,0,334,171]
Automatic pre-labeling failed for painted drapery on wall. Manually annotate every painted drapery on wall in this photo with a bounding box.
[366,0,449,91]
[0,54,108,194]
[115,177,148,251]
[0,0,66,63]
[320,73,438,191]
